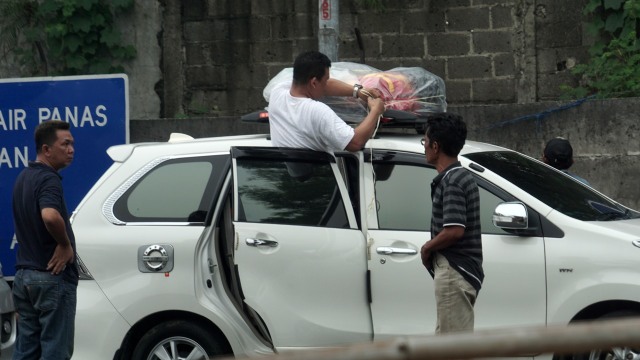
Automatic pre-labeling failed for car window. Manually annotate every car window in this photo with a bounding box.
[236,158,349,228]
[112,155,228,223]
[465,151,640,221]
[373,161,510,234]
[374,163,435,231]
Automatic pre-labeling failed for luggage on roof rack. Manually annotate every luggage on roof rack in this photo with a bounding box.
[262,62,447,124]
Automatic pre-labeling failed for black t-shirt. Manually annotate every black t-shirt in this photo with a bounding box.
[429,161,484,292]
[12,162,78,285]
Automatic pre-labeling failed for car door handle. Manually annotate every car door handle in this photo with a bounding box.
[246,238,279,247]
[376,246,417,255]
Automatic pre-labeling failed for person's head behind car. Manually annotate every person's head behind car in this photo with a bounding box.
[543,137,574,170]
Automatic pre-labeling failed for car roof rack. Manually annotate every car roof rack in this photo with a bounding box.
[240,109,438,134]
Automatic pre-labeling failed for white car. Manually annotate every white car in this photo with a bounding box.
[70,118,640,360]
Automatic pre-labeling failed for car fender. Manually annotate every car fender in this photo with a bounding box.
[548,274,640,325]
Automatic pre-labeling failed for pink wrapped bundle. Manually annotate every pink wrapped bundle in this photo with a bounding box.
[360,72,416,111]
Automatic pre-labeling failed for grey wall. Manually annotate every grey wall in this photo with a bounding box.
[454,98,640,210]
[0,0,593,119]
[171,0,590,118]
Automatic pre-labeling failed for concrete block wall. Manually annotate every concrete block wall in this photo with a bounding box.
[534,0,590,100]
[169,0,591,118]
[0,0,591,119]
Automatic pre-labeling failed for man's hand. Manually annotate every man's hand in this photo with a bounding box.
[359,87,383,101]
[420,244,431,269]
[348,96,386,151]
[41,207,75,275]
[47,243,74,275]
[367,97,385,116]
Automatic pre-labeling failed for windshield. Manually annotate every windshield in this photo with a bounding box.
[465,151,640,221]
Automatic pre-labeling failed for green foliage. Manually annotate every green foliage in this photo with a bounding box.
[0,0,136,76]
[562,0,640,98]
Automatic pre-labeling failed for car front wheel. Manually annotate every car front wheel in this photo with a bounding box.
[132,320,226,360]
[586,347,639,360]
[584,311,640,360]
[559,310,640,360]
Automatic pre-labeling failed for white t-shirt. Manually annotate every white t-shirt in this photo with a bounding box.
[267,82,355,152]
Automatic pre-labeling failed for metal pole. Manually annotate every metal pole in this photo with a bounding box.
[318,0,339,61]
[221,317,640,360]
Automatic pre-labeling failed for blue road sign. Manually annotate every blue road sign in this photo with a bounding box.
[0,74,129,278]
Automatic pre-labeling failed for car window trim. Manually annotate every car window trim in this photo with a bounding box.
[104,152,228,226]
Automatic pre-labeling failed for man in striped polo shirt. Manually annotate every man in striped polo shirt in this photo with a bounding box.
[420,113,484,334]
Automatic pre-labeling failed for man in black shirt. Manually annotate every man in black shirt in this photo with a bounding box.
[420,113,483,334]
[12,120,78,359]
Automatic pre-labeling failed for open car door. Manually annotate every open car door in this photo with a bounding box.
[230,146,372,349]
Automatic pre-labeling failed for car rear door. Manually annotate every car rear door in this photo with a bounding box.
[230,147,372,349]
[364,150,546,338]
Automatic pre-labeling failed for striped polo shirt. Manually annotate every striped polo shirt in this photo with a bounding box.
[429,161,484,292]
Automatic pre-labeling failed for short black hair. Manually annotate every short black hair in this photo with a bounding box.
[292,51,331,86]
[35,120,70,154]
[544,137,573,170]
[426,113,467,157]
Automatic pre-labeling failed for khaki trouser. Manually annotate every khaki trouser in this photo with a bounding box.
[433,253,477,334]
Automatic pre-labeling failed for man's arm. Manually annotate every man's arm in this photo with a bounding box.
[345,97,385,151]
[326,78,381,102]
[41,207,75,274]
[326,78,352,97]
[324,78,385,151]
[420,225,464,268]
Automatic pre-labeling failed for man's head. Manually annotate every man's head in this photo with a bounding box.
[423,113,467,165]
[543,137,573,170]
[292,51,331,98]
[35,120,74,171]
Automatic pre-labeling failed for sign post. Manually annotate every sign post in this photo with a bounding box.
[319,0,339,61]
[0,74,129,279]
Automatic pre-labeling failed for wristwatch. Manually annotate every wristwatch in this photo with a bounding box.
[353,84,363,98]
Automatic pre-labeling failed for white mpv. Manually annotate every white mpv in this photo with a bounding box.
[70,122,640,360]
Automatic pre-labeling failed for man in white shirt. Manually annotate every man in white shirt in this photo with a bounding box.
[268,51,385,152]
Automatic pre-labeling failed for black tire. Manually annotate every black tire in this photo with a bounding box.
[132,320,226,360]
[557,310,640,360]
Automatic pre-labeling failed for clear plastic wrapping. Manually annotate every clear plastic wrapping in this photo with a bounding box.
[263,62,447,123]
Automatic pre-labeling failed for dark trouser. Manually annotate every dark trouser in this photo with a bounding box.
[12,269,77,360]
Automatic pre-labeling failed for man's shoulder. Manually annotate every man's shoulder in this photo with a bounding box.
[268,82,291,102]
[273,81,289,91]
[442,167,478,191]
[17,163,55,181]
[443,166,472,183]
[29,167,62,189]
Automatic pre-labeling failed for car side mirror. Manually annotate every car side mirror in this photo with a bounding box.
[493,202,528,229]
